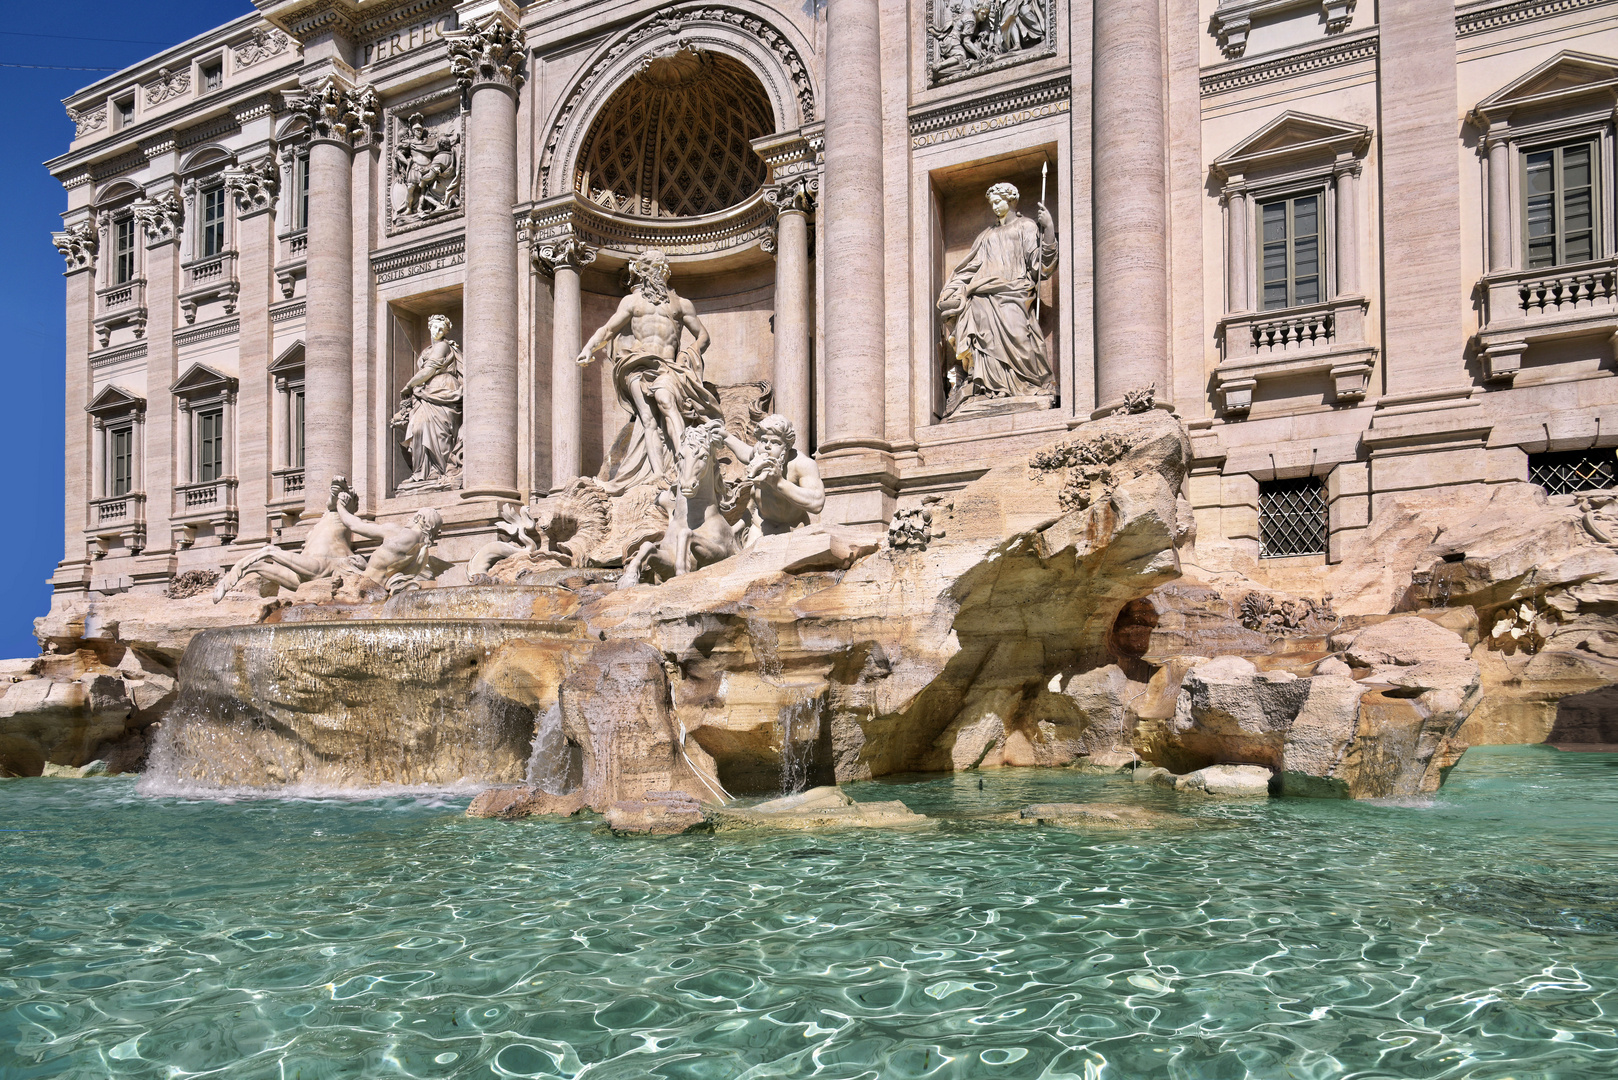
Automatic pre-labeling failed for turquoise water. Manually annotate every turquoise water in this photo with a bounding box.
[3,746,1616,1079]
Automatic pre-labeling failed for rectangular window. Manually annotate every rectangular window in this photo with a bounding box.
[1260,193,1322,311]
[108,426,133,498]
[293,152,310,232]
[201,187,226,258]
[291,388,305,469]
[201,61,223,93]
[113,217,136,285]
[1529,448,1616,495]
[1258,477,1327,558]
[197,408,224,483]
[114,96,134,128]
[1525,140,1597,270]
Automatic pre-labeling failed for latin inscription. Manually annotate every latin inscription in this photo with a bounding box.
[362,16,458,66]
[911,99,1071,149]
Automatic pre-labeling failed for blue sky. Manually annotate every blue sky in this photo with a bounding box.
[0,3,254,656]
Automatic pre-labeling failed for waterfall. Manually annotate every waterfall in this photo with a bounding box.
[778,696,817,795]
[525,703,583,794]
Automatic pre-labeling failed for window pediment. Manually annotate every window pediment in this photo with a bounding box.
[269,340,304,377]
[1212,112,1370,184]
[171,362,237,400]
[86,384,145,418]
[1471,51,1618,128]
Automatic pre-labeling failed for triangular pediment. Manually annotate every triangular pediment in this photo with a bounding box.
[86,384,144,416]
[269,340,304,376]
[171,362,237,398]
[1473,51,1618,124]
[1213,112,1370,179]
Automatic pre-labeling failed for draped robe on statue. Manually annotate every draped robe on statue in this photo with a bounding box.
[938,212,1057,399]
[598,346,724,496]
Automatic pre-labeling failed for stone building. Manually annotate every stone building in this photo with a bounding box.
[43,0,1618,605]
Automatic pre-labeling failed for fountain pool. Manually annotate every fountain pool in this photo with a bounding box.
[3,747,1615,1078]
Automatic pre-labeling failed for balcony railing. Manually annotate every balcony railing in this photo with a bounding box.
[1213,295,1375,414]
[1476,256,1618,384]
[86,492,145,554]
[178,251,239,323]
[1251,307,1334,352]
[93,279,148,348]
[270,466,305,502]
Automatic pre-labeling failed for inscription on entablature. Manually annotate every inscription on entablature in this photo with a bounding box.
[362,13,459,66]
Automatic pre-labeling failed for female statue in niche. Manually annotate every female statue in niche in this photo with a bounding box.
[393,313,463,488]
[937,181,1057,416]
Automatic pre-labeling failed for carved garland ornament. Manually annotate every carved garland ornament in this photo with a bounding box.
[295,76,379,146]
[540,5,816,196]
[52,221,98,272]
[145,66,191,106]
[233,27,293,68]
[132,190,183,245]
[68,105,107,139]
[448,16,527,93]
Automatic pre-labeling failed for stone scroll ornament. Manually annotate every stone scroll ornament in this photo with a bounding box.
[937,181,1057,417]
[393,113,461,222]
[52,221,98,272]
[447,16,528,93]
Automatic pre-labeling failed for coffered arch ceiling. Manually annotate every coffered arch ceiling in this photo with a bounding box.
[573,50,774,219]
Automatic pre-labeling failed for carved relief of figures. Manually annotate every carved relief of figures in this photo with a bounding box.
[392,112,461,223]
[392,314,464,491]
[927,0,1051,83]
[578,249,725,495]
[937,181,1057,416]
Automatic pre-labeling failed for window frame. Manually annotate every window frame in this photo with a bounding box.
[199,183,228,260]
[108,424,134,498]
[195,407,225,484]
[198,57,224,95]
[112,215,137,285]
[1257,188,1326,312]
[1520,135,1603,270]
[1257,476,1329,559]
[113,94,135,130]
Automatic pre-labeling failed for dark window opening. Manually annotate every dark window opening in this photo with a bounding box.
[109,426,133,497]
[1259,476,1327,558]
[201,187,226,258]
[1260,192,1322,311]
[1529,448,1617,495]
[201,61,223,93]
[113,217,136,284]
[197,408,225,483]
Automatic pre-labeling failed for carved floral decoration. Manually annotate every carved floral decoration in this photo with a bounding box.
[233,27,293,69]
[531,228,599,276]
[295,76,379,145]
[52,221,98,272]
[222,157,280,215]
[132,190,183,245]
[447,16,528,93]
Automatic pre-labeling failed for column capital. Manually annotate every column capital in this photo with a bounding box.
[52,220,97,274]
[530,227,597,276]
[293,75,378,148]
[1331,157,1363,180]
[764,174,819,217]
[448,11,528,95]
[222,156,281,218]
[132,190,184,247]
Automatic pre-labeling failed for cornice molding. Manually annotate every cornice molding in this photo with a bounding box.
[908,76,1071,147]
[1458,0,1618,37]
[89,341,148,370]
[1200,28,1378,97]
[174,316,241,349]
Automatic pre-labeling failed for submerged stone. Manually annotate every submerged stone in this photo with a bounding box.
[1019,802,1196,828]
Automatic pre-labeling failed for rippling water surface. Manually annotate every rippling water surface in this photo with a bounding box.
[3,746,1617,1079]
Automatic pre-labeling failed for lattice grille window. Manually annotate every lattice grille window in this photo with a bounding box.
[574,50,771,218]
[1529,448,1617,495]
[1259,477,1327,558]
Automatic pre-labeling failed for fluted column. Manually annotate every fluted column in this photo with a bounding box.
[765,176,816,446]
[1486,134,1511,272]
[1093,0,1169,414]
[820,0,885,450]
[450,8,526,500]
[296,77,375,519]
[535,234,596,489]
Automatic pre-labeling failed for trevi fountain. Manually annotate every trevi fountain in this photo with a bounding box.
[9,1,1618,1076]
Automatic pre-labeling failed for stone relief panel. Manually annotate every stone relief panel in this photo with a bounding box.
[69,105,107,139]
[233,27,294,69]
[144,67,190,107]
[926,0,1055,86]
[386,92,464,233]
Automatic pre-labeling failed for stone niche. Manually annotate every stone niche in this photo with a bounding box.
[385,287,464,497]
[928,145,1061,423]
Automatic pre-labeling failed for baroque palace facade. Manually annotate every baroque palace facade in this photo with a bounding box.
[44,0,1618,600]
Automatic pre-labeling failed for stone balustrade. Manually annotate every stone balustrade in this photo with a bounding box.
[1477,256,1618,384]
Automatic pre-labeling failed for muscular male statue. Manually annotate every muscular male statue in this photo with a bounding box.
[577,249,723,493]
[212,476,374,602]
[724,413,825,546]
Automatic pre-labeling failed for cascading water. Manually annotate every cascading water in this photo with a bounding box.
[524,703,583,794]
[140,619,575,796]
[777,696,817,794]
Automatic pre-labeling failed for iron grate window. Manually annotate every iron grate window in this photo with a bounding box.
[1259,477,1327,558]
[1529,448,1617,495]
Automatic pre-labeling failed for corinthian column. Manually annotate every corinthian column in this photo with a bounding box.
[449,7,525,500]
[535,232,596,489]
[820,0,886,451]
[1093,0,1169,414]
[764,175,816,446]
[296,76,376,519]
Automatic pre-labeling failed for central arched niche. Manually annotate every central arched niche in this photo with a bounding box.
[573,50,773,219]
